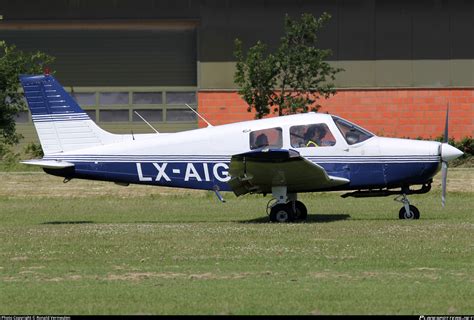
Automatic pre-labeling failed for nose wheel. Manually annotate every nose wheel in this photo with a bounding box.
[398,205,420,219]
[395,194,420,220]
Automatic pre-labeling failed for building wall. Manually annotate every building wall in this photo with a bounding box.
[197,0,474,89]
[196,0,473,139]
[3,0,472,89]
[1,0,473,140]
[198,89,474,140]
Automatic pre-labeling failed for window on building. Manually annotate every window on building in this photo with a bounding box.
[100,110,129,122]
[99,92,129,105]
[133,92,163,105]
[166,109,196,122]
[132,109,163,122]
[290,123,336,148]
[166,92,196,104]
[63,88,198,126]
[249,127,283,150]
[72,92,96,106]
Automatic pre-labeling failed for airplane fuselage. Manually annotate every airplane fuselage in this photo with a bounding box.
[20,74,464,221]
[42,113,442,193]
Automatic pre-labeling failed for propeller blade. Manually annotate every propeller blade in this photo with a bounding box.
[441,161,448,207]
[443,103,449,143]
[441,103,449,207]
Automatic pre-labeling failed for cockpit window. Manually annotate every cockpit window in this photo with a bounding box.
[249,127,282,150]
[290,123,336,148]
[332,116,374,145]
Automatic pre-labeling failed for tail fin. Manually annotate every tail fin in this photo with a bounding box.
[19,74,120,155]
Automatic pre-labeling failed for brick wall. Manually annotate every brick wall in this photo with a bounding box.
[198,89,474,140]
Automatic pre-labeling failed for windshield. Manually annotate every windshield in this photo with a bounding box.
[332,116,374,145]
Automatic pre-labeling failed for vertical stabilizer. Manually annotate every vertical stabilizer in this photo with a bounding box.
[19,74,120,155]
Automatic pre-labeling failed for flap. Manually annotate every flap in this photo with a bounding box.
[228,149,349,196]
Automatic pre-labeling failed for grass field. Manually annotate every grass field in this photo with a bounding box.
[0,169,472,315]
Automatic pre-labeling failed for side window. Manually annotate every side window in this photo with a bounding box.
[290,123,336,148]
[249,127,283,150]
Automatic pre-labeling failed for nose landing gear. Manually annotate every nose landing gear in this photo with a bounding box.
[395,194,420,220]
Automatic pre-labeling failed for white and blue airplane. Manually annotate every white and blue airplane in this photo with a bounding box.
[19,74,463,222]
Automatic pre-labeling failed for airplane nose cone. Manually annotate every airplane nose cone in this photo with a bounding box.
[441,143,464,162]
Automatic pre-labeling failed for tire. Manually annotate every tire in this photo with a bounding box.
[270,203,294,223]
[294,201,308,221]
[398,205,420,220]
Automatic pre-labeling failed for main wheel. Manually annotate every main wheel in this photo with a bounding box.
[294,201,308,221]
[398,205,420,220]
[270,203,295,223]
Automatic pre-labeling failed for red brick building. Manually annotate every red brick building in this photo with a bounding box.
[199,89,473,139]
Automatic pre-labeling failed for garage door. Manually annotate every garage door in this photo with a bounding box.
[0,29,196,87]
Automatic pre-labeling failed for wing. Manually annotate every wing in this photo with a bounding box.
[228,149,350,196]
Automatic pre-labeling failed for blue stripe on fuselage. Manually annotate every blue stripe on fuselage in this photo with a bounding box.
[72,161,232,191]
[64,160,440,192]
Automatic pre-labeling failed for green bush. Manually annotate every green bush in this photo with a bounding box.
[453,137,473,157]
[24,142,44,158]
[0,146,21,170]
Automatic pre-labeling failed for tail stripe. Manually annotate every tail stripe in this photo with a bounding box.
[32,113,90,122]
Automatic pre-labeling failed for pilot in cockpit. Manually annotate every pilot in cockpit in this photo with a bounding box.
[305,125,327,147]
[254,133,269,148]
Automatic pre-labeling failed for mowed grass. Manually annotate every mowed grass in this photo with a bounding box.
[0,170,472,315]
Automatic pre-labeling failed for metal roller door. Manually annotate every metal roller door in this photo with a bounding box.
[0,29,197,87]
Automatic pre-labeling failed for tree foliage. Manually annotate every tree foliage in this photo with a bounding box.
[0,41,54,152]
[234,12,343,119]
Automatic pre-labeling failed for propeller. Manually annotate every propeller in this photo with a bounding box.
[441,105,449,207]
[439,104,464,207]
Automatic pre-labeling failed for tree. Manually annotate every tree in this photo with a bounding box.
[234,12,343,119]
[0,41,54,155]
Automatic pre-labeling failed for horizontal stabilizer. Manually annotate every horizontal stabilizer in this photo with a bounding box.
[21,159,75,169]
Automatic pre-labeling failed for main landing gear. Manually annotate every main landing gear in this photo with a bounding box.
[394,193,420,220]
[267,187,308,223]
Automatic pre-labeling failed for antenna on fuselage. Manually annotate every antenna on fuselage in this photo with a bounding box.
[133,111,160,134]
[185,103,213,127]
